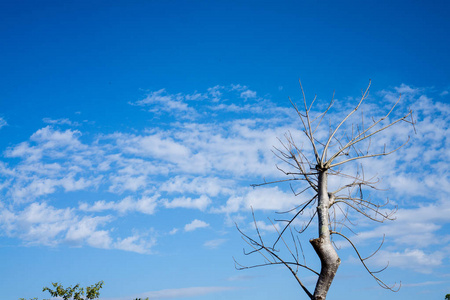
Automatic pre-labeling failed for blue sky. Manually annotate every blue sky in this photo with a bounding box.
[0,1,449,299]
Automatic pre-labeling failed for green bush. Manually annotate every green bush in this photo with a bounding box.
[20,281,150,300]
[20,281,103,300]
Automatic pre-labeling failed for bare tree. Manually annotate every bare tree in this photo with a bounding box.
[235,80,415,300]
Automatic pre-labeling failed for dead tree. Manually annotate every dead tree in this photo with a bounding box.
[235,80,415,300]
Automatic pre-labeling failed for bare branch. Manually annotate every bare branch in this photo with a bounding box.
[326,98,412,168]
[321,80,371,165]
[235,214,317,299]
[331,231,400,291]
[273,196,317,247]
[312,92,335,134]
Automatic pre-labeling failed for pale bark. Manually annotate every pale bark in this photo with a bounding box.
[310,170,340,300]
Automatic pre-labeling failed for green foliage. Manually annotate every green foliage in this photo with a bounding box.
[19,281,104,300]
[445,294,450,300]
[42,281,104,300]
[19,281,150,300]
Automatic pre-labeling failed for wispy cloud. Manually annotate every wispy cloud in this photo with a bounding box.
[0,201,157,254]
[371,249,445,274]
[113,232,156,254]
[79,195,159,215]
[0,117,7,129]
[0,83,448,267]
[43,117,80,126]
[131,89,200,120]
[184,219,209,232]
[401,280,448,287]
[163,195,211,211]
[203,238,227,249]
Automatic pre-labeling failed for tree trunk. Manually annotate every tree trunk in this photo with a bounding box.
[310,170,340,300]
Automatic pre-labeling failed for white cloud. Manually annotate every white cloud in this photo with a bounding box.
[5,141,44,162]
[79,195,158,215]
[401,280,447,287]
[355,202,450,250]
[169,228,179,235]
[17,202,74,245]
[108,174,147,192]
[59,176,92,192]
[111,133,192,166]
[240,89,257,100]
[394,83,420,95]
[131,89,199,119]
[113,233,156,254]
[184,219,209,232]
[372,249,444,274]
[0,82,448,270]
[253,220,280,232]
[42,118,80,126]
[86,230,113,249]
[65,216,112,248]
[160,176,233,197]
[0,202,114,248]
[0,117,7,129]
[163,195,211,211]
[243,187,298,211]
[104,156,166,193]
[8,174,97,203]
[12,178,58,200]
[0,200,157,254]
[168,121,285,176]
[216,186,300,214]
[203,238,227,249]
[100,118,288,179]
[30,126,84,150]
[207,85,224,102]
[1,126,102,203]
